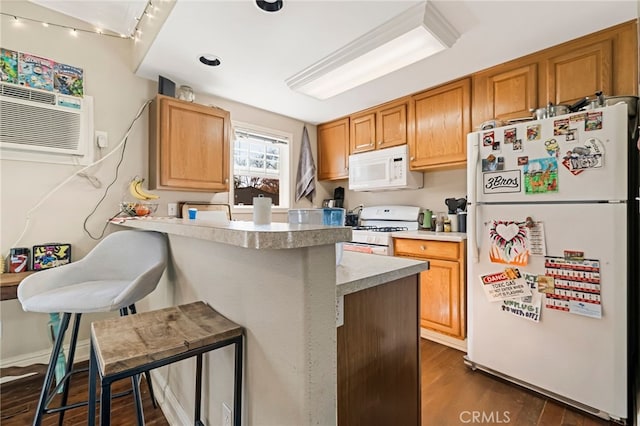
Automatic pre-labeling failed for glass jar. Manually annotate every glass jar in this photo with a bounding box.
[178,85,194,102]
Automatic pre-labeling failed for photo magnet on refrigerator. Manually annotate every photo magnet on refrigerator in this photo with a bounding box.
[504,128,516,144]
[554,118,569,136]
[566,129,578,142]
[544,139,560,157]
[483,130,494,147]
[585,111,603,131]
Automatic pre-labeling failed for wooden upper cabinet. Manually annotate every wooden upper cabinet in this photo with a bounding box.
[410,78,471,170]
[543,39,612,106]
[350,99,408,154]
[149,95,230,192]
[376,100,407,149]
[317,117,350,181]
[350,112,376,154]
[472,63,538,128]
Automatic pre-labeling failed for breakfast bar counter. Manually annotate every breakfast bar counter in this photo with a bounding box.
[112,217,428,426]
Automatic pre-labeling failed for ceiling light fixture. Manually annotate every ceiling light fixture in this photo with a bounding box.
[199,54,221,67]
[285,1,459,100]
[256,0,283,13]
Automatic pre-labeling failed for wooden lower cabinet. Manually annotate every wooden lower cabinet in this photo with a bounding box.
[394,238,466,340]
[337,275,420,426]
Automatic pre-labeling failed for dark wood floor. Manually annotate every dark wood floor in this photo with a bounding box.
[0,363,169,426]
[421,338,613,426]
[1,341,615,425]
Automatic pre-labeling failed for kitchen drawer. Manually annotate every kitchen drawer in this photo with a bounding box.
[393,238,460,261]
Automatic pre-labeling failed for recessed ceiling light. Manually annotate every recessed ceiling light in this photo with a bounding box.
[256,0,283,13]
[199,54,221,67]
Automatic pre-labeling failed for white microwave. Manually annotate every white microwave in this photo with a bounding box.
[348,145,423,191]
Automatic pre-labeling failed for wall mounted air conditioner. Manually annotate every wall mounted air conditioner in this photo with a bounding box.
[0,82,94,164]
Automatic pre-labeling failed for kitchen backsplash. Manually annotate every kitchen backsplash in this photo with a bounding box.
[323,168,467,214]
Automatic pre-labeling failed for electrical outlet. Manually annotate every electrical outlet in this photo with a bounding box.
[95,131,108,148]
[167,203,178,217]
[222,403,232,426]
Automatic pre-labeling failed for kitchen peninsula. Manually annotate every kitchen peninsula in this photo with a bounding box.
[112,217,428,425]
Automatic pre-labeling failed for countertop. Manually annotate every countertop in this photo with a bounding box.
[391,230,467,242]
[337,251,429,297]
[111,217,351,250]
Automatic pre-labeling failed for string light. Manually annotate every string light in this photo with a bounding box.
[1,11,141,39]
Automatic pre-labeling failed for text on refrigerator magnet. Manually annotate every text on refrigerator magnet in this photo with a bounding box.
[483,170,521,194]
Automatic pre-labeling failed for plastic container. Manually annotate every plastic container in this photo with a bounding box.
[322,208,345,265]
[288,208,323,225]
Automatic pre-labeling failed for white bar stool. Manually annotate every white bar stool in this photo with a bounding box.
[17,230,168,425]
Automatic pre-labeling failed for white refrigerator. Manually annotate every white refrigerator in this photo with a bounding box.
[465,102,634,422]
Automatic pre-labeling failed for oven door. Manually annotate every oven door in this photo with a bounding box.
[343,242,391,256]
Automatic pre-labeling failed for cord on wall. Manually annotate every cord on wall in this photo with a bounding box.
[7,98,153,255]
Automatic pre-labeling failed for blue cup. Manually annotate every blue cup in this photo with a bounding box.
[188,208,197,219]
[323,208,345,265]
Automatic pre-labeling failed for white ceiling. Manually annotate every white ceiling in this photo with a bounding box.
[29,0,639,125]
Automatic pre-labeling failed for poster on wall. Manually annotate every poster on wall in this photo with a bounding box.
[1,46,84,97]
[18,52,54,91]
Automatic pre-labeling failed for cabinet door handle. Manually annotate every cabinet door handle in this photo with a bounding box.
[410,156,415,161]
[420,245,426,251]
[379,140,384,145]
[225,178,229,183]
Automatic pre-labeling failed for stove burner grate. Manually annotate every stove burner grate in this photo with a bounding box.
[353,226,408,232]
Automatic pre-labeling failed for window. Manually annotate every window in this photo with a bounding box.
[231,124,290,208]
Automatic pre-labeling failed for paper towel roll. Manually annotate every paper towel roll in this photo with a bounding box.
[447,213,458,233]
[253,196,272,225]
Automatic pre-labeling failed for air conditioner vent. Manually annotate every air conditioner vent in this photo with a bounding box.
[0,83,56,105]
[0,99,81,151]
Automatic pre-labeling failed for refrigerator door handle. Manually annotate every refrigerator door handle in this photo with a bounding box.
[466,132,480,264]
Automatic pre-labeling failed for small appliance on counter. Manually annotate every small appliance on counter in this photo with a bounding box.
[345,204,363,227]
[322,186,344,208]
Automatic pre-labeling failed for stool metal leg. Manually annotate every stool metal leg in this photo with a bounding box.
[195,354,203,426]
[57,313,82,426]
[33,313,71,426]
[88,341,98,426]
[131,375,145,426]
[234,336,243,426]
[100,378,112,426]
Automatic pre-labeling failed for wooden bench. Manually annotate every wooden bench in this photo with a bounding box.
[88,301,244,426]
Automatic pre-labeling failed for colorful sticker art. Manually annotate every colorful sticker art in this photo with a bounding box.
[504,128,516,144]
[488,220,530,266]
[585,111,603,131]
[0,48,18,83]
[544,138,559,157]
[561,137,604,174]
[566,129,578,142]
[544,256,602,319]
[482,154,504,172]
[526,124,541,141]
[483,131,494,147]
[553,118,569,136]
[513,139,523,152]
[523,157,558,194]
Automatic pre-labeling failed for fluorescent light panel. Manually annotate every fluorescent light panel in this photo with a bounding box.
[286,1,459,100]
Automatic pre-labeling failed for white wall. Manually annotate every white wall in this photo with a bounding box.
[0,1,330,362]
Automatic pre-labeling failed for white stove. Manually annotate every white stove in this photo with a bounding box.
[344,206,420,256]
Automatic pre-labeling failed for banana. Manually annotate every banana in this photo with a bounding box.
[129,178,146,200]
[128,177,159,200]
[135,179,159,200]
